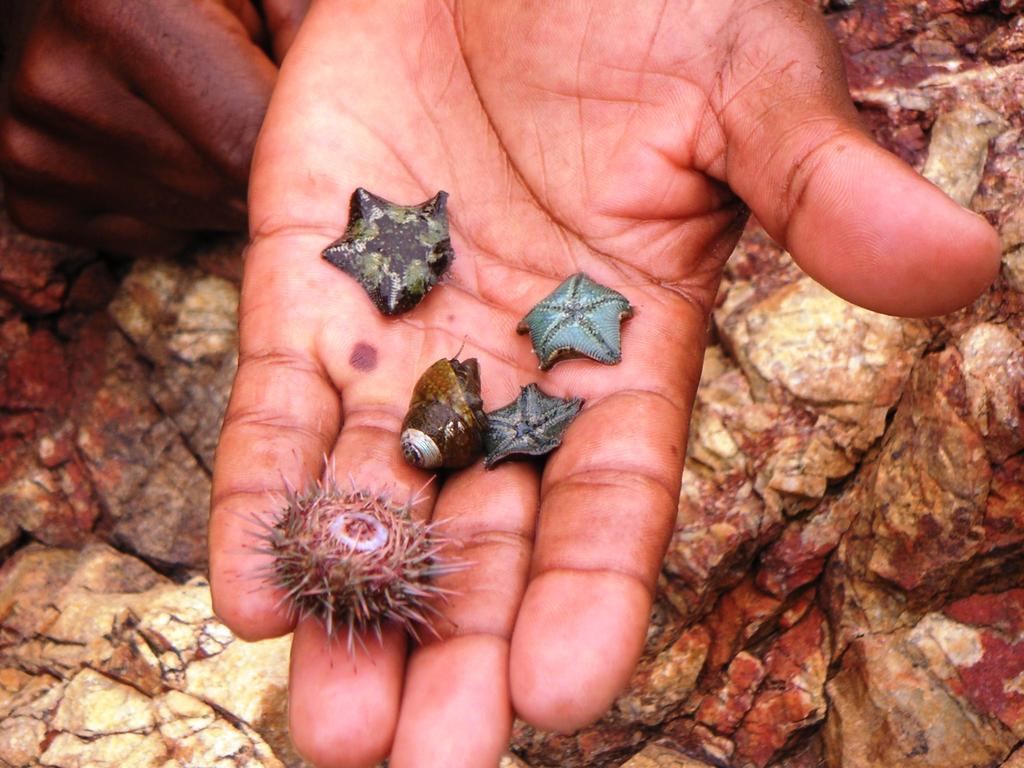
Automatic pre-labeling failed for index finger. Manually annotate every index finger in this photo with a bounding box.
[209,238,341,640]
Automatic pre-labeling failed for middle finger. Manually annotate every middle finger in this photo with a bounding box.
[287,321,437,767]
[391,459,538,767]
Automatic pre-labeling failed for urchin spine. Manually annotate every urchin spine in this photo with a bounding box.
[251,473,463,652]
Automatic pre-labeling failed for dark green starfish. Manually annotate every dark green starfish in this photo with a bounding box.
[483,384,584,469]
[322,188,454,315]
[517,273,634,370]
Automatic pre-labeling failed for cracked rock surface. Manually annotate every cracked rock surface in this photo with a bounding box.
[0,544,294,768]
[2,2,1024,767]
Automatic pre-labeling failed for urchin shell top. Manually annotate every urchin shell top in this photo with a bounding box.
[322,187,453,315]
[253,473,464,651]
[517,273,634,370]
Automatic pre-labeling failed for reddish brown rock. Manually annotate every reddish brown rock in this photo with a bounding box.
[942,590,1024,735]
[756,483,861,600]
[0,7,1022,767]
[732,609,830,768]
[980,14,1024,59]
[703,579,784,671]
[614,623,711,727]
[971,457,1024,590]
[0,319,70,412]
[695,652,766,736]
[825,605,1020,767]
[660,719,736,767]
[44,256,242,569]
[0,250,239,575]
[769,733,826,768]
[64,260,118,312]
[0,462,98,548]
[720,228,804,306]
[0,316,99,546]
[664,466,779,619]
[0,204,91,315]
[108,258,238,471]
[819,342,1016,654]
[77,331,211,568]
[830,349,991,614]
[512,719,646,768]
[829,2,1007,92]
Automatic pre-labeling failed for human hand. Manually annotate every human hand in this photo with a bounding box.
[209,1,1001,766]
[0,0,310,254]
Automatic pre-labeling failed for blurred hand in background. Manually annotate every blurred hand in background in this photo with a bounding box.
[0,0,309,254]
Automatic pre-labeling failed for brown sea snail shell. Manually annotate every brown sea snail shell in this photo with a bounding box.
[400,357,488,470]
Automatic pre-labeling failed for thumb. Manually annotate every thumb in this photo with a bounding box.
[716,1,1001,318]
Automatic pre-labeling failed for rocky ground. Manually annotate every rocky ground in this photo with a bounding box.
[2,1,1024,766]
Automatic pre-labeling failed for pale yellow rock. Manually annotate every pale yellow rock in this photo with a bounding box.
[908,613,985,670]
[726,278,924,415]
[922,102,1008,207]
[689,366,748,474]
[0,545,295,766]
[167,274,239,363]
[184,633,291,734]
[620,743,715,767]
[0,668,65,721]
[52,668,157,736]
[615,626,710,725]
[691,407,740,468]
[154,690,218,739]
[107,258,189,364]
[0,715,46,766]
[958,322,1024,461]
[15,546,163,672]
[158,714,276,768]
[713,276,929,513]
[1005,745,1024,768]
[824,631,1015,768]
[40,731,168,768]
[63,543,162,594]
[695,293,925,516]
[6,466,61,535]
[500,754,532,768]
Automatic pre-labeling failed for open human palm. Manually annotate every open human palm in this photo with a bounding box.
[209,1,1000,766]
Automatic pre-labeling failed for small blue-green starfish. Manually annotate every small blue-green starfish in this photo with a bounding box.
[483,384,584,469]
[517,273,633,370]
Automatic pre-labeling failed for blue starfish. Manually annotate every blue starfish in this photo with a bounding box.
[517,273,633,370]
[483,384,584,468]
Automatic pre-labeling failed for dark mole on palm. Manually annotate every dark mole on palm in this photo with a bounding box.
[348,342,379,372]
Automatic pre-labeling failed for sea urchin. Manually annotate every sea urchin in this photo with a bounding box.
[251,473,464,652]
